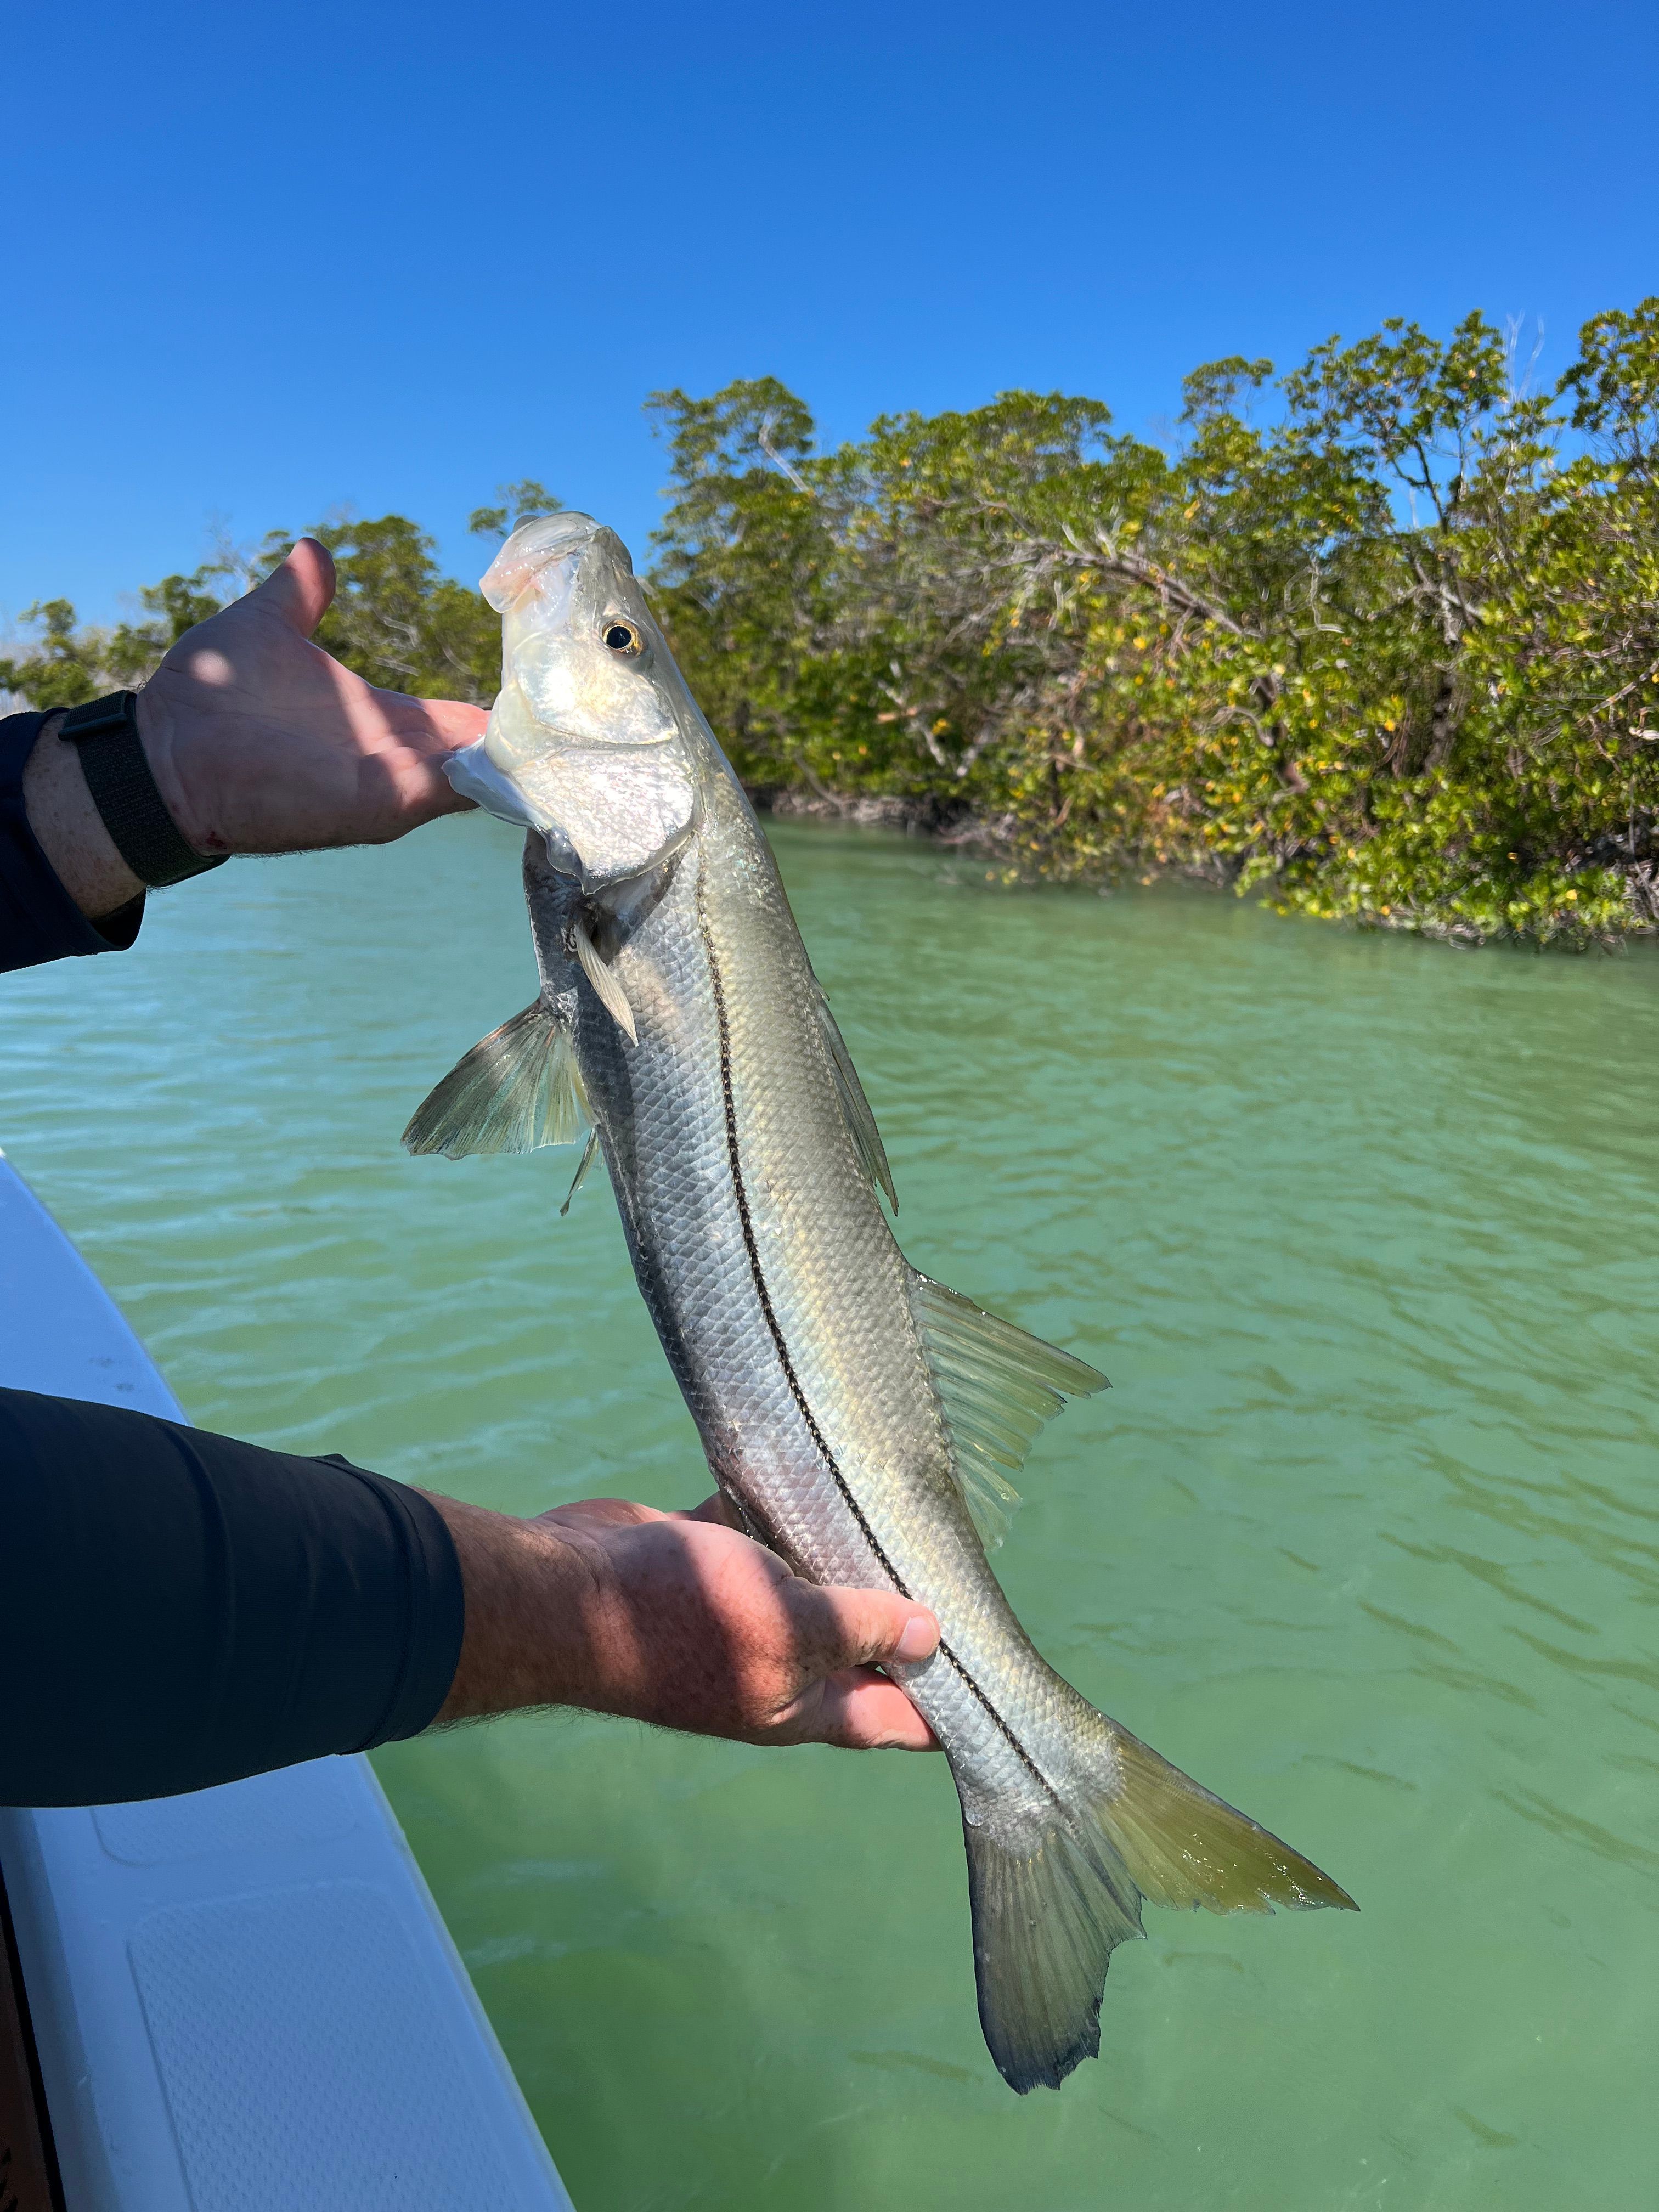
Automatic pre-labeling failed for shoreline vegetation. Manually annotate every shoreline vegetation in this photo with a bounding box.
[7,303,1657,949]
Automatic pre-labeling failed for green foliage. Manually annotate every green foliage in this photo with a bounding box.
[0,599,106,709]
[467,478,563,541]
[106,558,248,685]
[645,379,837,782]
[0,492,569,712]
[284,515,500,703]
[647,305,1659,945]
[7,306,1655,947]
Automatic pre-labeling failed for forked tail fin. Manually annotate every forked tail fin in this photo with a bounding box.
[1092,1728,1356,1918]
[964,1722,1356,2094]
[964,1810,1143,2095]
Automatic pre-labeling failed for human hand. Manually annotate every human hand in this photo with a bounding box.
[428,1489,940,1752]
[25,539,488,921]
[134,538,484,856]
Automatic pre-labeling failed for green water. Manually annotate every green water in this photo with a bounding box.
[4,815,1657,2209]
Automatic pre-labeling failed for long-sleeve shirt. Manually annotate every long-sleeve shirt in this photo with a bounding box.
[0,709,144,971]
[0,1392,464,1805]
[1,708,466,1804]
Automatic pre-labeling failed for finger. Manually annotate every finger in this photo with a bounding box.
[371,691,491,756]
[254,538,336,636]
[419,699,490,748]
[376,740,484,835]
[806,1668,940,1751]
[422,775,478,820]
[680,1492,741,1529]
[792,1583,940,1673]
[533,1497,668,1531]
[376,697,488,816]
[383,757,478,829]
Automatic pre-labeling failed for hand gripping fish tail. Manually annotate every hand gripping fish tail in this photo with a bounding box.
[404,510,1357,2094]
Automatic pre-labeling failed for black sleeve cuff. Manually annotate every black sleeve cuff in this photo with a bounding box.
[311,1453,467,1750]
[0,710,146,974]
[0,1391,466,1807]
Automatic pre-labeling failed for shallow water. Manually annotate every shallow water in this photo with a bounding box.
[4,814,1657,2210]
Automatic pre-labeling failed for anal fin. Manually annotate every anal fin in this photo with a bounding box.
[911,1272,1107,1548]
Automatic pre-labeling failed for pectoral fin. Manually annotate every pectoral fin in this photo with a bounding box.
[573,918,637,1043]
[910,1272,1107,1548]
[402,1000,589,1159]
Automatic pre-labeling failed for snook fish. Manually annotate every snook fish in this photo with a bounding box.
[405,512,1355,2094]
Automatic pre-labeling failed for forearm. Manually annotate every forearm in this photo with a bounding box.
[0,1384,936,1799]
[0,1391,462,1807]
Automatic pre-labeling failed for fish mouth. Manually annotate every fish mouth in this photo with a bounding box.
[479,511,625,612]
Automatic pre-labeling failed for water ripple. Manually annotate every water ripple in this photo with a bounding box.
[4,816,1656,2208]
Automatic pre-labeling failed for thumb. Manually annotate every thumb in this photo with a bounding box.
[253,537,336,636]
[798,1583,939,1672]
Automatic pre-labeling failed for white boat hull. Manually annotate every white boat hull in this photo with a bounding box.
[0,1154,574,2210]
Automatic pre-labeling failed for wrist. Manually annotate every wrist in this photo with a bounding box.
[426,1495,596,1723]
[22,712,147,922]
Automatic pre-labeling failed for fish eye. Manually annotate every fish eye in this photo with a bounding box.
[602,620,642,656]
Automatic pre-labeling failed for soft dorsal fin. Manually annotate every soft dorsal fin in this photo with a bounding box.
[910,1272,1108,1550]
[403,1000,589,1159]
[814,985,897,1212]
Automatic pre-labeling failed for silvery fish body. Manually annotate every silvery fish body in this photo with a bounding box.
[408,514,1354,2093]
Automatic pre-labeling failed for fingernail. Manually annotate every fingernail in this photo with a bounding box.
[895,1610,938,1662]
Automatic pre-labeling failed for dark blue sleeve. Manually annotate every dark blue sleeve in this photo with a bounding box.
[0,1390,466,1807]
[0,711,145,974]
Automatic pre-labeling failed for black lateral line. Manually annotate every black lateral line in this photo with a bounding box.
[693,863,1054,1799]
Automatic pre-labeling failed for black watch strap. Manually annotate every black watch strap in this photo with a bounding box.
[58,691,228,889]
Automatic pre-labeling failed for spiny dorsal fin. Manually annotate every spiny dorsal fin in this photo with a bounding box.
[573,918,637,1043]
[910,1272,1108,1549]
[815,985,897,1211]
[403,1000,589,1159]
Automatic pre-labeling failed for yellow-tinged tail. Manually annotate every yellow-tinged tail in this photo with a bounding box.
[1097,1728,1356,1916]
[964,1722,1356,2094]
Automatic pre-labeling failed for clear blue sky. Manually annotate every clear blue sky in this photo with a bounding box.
[5,0,1656,630]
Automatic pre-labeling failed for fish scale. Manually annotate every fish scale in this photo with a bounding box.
[405,510,1357,2094]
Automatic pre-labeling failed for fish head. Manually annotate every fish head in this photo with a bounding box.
[445,512,704,890]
